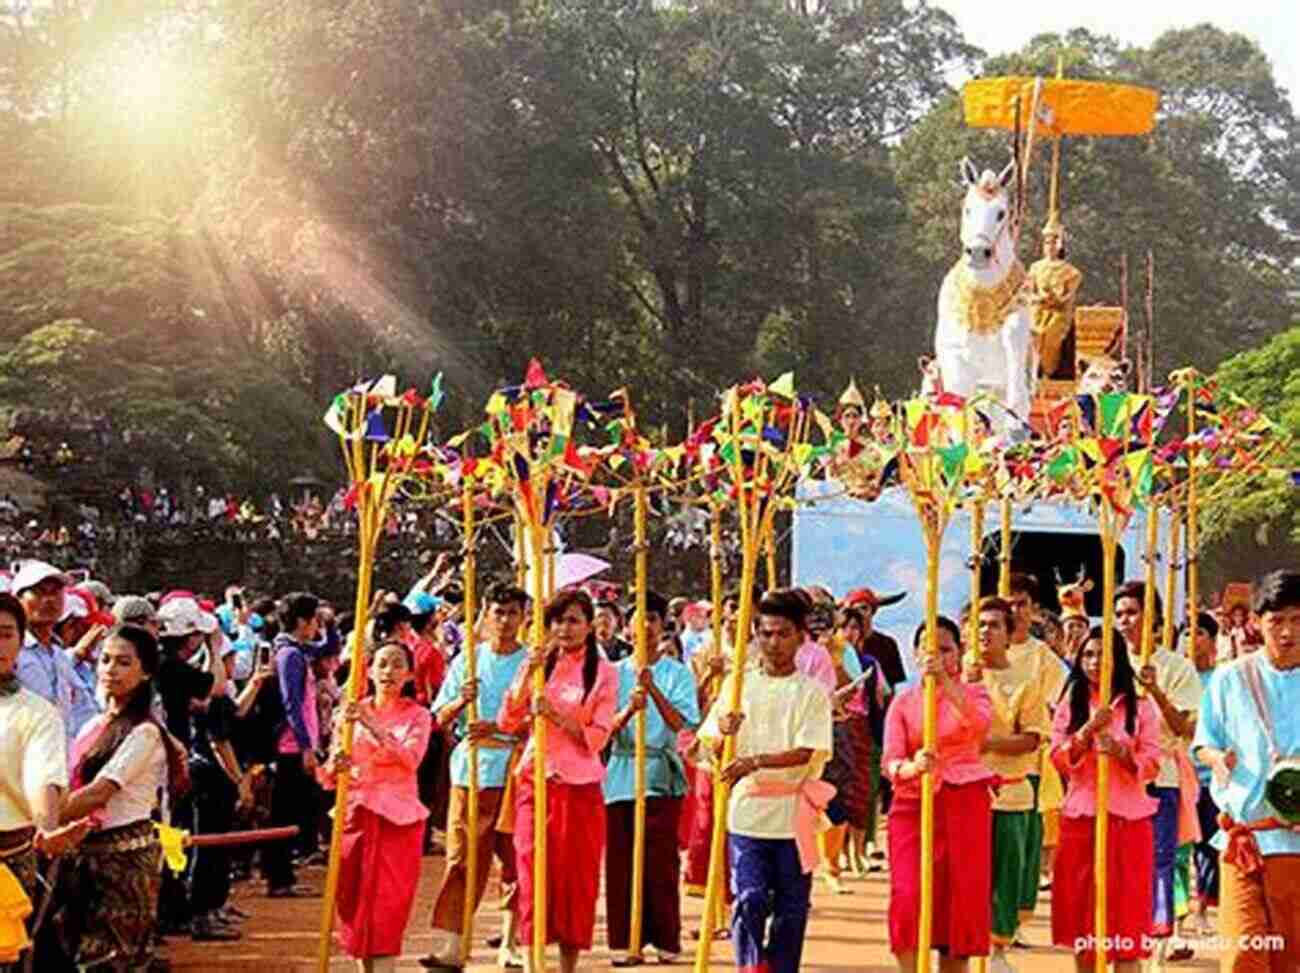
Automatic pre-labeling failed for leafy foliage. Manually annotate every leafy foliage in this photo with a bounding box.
[0,2,1297,517]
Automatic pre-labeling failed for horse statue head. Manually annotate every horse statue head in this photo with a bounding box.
[933,156,1033,428]
[958,157,1016,273]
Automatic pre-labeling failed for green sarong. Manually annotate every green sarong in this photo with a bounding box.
[992,809,1034,942]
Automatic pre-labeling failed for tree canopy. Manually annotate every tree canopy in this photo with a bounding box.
[1,1,1297,504]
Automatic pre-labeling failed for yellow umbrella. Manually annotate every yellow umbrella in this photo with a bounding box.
[963,72,1159,231]
[963,77,1158,138]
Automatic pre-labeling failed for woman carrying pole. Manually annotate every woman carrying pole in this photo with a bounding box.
[882,617,992,972]
[1049,628,1160,972]
[499,590,617,973]
[320,641,433,973]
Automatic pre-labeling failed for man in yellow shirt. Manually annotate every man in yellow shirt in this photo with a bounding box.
[977,597,1050,972]
[1005,574,1068,931]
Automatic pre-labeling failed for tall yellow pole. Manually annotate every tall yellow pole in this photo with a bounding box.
[764,522,778,590]
[1185,380,1200,635]
[968,500,987,973]
[693,543,757,973]
[707,502,728,936]
[1141,413,1159,667]
[1141,499,1158,668]
[460,481,480,965]
[629,484,650,956]
[515,510,527,588]
[1164,505,1182,655]
[545,540,556,600]
[695,394,758,973]
[710,505,724,657]
[527,517,549,973]
[317,523,375,971]
[917,524,941,973]
[999,496,1013,597]
[1094,502,1118,973]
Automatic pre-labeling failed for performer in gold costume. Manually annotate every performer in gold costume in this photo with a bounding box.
[1025,215,1082,379]
[831,381,884,501]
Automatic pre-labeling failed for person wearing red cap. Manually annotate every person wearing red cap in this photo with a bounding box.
[841,586,906,863]
[841,588,907,689]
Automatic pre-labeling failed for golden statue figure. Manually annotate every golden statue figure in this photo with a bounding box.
[830,380,885,501]
[1026,214,1082,379]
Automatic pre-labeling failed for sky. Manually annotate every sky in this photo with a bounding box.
[931,0,1300,113]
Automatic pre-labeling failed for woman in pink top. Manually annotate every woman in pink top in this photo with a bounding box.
[321,641,433,973]
[499,589,616,973]
[1050,627,1160,972]
[882,616,992,971]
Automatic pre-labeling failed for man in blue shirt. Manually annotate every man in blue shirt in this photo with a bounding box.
[603,590,700,966]
[1193,570,1300,972]
[13,559,97,746]
[421,583,529,972]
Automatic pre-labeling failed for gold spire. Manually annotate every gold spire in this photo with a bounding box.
[870,387,892,420]
[838,379,865,410]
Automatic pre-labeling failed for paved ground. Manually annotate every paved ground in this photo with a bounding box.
[165,855,1221,972]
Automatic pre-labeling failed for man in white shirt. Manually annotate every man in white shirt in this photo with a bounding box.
[0,591,88,966]
[697,588,832,973]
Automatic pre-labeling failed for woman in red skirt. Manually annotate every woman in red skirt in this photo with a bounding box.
[499,589,617,973]
[322,641,433,973]
[1050,627,1161,972]
[882,616,993,972]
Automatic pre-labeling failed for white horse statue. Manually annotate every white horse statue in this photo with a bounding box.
[934,157,1036,424]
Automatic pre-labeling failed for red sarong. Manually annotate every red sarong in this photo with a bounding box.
[334,806,424,958]
[683,770,732,903]
[887,781,992,958]
[1051,814,1154,962]
[515,776,605,950]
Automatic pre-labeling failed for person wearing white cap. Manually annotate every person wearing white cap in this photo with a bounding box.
[13,560,97,745]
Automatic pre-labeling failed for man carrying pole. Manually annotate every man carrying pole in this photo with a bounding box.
[695,588,833,973]
[421,584,531,971]
[603,589,700,966]
[974,596,1049,973]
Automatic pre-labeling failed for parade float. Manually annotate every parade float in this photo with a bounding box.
[309,65,1295,973]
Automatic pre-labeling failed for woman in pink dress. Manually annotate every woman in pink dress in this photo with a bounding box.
[1050,627,1160,972]
[322,640,433,973]
[499,589,617,973]
[882,615,993,972]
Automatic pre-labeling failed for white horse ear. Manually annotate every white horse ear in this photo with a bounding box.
[959,157,979,186]
[997,160,1016,188]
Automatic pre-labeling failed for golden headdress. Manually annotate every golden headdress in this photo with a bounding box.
[838,379,865,411]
